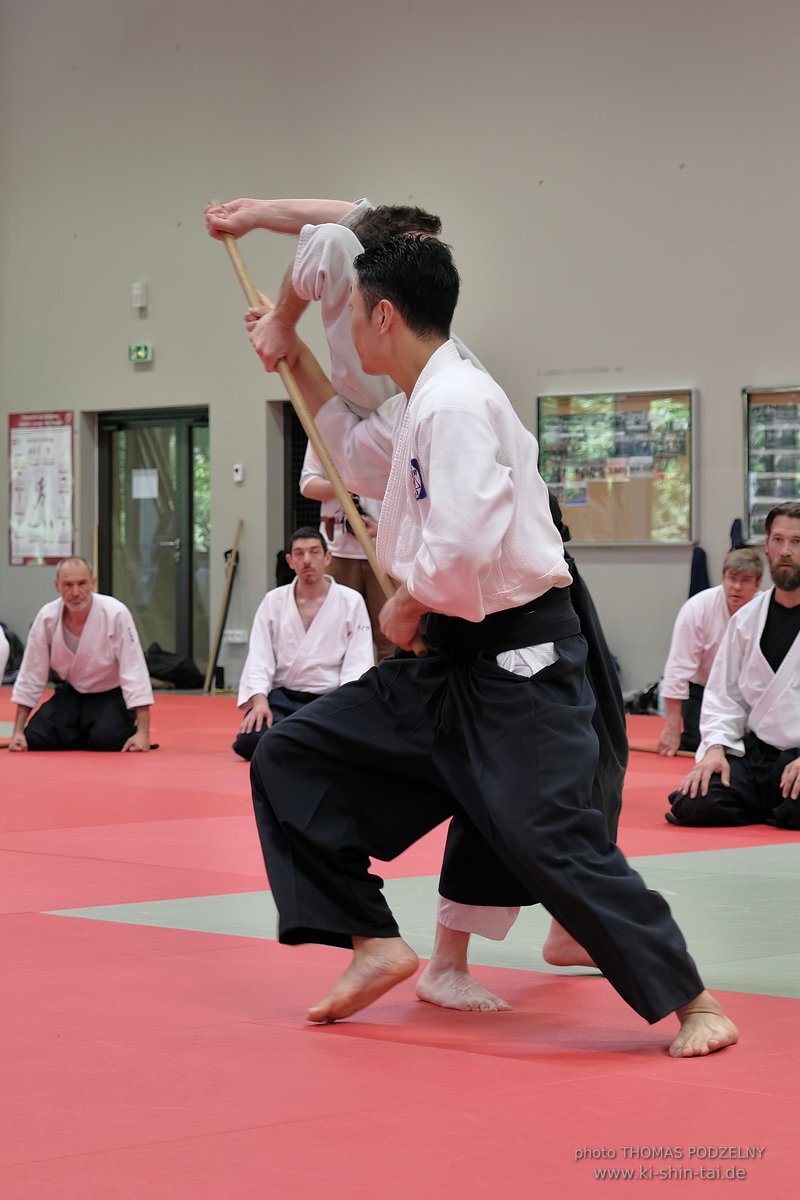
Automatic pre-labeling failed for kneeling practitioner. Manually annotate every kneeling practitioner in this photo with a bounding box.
[233,527,374,761]
[10,557,153,752]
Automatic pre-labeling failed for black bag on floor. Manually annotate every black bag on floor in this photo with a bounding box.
[1,621,25,685]
[624,680,660,715]
[145,643,204,690]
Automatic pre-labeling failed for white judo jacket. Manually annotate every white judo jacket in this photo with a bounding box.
[12,594,153,711]
[698,588,800,759]
[316,341,572,623]
[661,585,732,700]
[237,578,374,707]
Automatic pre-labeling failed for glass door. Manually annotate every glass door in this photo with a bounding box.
[98,409,210,668]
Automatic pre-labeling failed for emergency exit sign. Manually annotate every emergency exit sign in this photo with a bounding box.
[128,343,153,363]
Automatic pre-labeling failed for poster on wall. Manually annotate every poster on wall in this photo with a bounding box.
[8,411,74,565]
[536,389,694,544]
[744,387,800,540]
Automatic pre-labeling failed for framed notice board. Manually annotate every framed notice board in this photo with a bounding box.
[9,410,74,565]
[536,389,695,545]
[744,386,800,541]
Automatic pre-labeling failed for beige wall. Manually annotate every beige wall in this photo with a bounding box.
[1,0,799,689]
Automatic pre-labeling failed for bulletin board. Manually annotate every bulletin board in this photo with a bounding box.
[743,386,800,541]
[536,389,695,545]
[8,411,74,565]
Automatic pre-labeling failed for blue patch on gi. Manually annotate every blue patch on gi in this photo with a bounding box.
[410,458,428,500]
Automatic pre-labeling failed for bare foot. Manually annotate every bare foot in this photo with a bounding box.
[306,936,419,1023]
[541,920,598,968]
[669,991,739,1058]
[416,963,512,1012]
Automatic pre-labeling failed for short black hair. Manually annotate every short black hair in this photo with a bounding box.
[354,235,459,340]
[350,204,442,250]
[288,526,327,552]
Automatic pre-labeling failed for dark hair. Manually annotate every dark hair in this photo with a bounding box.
[354,235,459,340]
[764,502,800,535]
[287,526,327,553]
[350,204,442,251]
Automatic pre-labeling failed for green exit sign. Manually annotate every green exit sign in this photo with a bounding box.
[129,343,153,363]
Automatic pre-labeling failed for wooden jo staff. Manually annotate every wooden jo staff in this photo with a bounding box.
[215,223,396,599]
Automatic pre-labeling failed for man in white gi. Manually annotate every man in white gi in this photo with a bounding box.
[209,195,604,1000]
[9,557,153,752]
[246,235,737,1057]
[298,442,393,661]
[658,548,762,756]
[667,502,800,828]
[233,526,374,761]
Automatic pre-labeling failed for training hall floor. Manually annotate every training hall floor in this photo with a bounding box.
[1,690,799,1198]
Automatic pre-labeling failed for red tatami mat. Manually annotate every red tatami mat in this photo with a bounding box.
[1,689,799,1196]
[2,916,795,1199]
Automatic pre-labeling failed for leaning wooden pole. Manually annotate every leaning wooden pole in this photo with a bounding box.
[627,741,694,758]
[215,223,396,600]
[203,518,244,693]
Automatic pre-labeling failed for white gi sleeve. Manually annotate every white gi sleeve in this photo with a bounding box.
[407,406,514,621]
[10,610,52,708]
[299,442,323,495]
[114,608,154,709]
[338,198,372,229]
[696,622,749,759]
[237,597,277,708]
[315,396,395,500]
[661,598,704,700]
[338,595,375,685]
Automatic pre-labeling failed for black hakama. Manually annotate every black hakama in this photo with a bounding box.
[250,591,703,1024]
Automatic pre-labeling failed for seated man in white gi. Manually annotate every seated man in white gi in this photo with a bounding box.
[233,526,374,761]
[299,442,393,661]
[667,502,800,827]
[658,548,762,755]
[9,556,153,752]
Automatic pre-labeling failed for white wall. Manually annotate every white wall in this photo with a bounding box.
[2,0,799,688]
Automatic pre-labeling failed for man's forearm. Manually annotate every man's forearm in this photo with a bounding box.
[13,704,32,736]
[270,263,310,331]
[292,348,337,417]
[662,697,683,727]
[300,477,337,501]
[134,706,150,741]
[258,198,357,234]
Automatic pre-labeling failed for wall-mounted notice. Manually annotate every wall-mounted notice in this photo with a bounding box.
[744,387,800,541]
[536,389,695,544]
[9,411,74,565]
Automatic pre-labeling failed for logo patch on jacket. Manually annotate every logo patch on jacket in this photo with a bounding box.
[410,458,428,500]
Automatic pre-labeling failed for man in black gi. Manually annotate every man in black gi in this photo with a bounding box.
[248,235,737,1057]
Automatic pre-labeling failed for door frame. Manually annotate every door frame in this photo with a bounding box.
[97,407,209,661]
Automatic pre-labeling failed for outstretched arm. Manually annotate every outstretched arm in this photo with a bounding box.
[245,264,308,370]
[205,198,358,240]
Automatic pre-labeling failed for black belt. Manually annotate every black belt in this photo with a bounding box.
[424,587,579,657]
